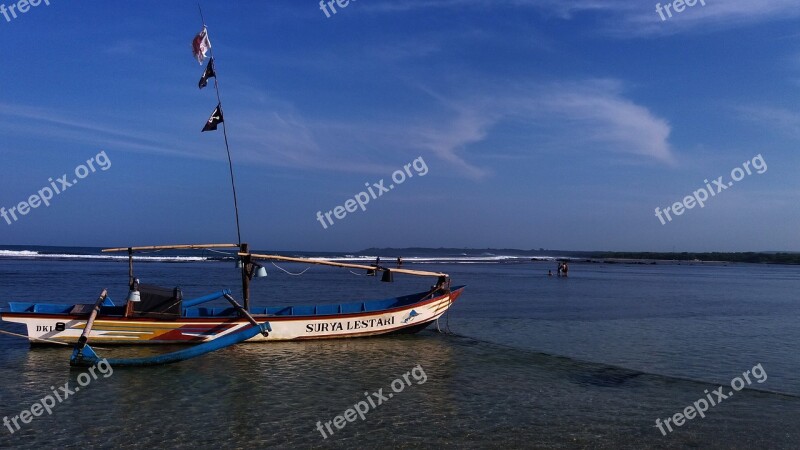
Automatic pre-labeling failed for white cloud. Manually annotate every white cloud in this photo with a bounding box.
[364,0,800,36]
[399,79,676,173]
[738,105,800,138]
[533,81,675,163]
[0,102,199,159]
[609,0,800,36]
[0,77,676,181]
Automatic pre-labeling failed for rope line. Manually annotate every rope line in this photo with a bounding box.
[205,248,237,256]
[271,261,310,276]
[0,329,71,346]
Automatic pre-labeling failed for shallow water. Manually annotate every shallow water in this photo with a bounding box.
[1,256,798,448]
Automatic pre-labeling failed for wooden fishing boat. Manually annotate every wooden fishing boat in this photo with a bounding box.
[0,246,463,346]
[0,286,462,345]
[0,12,464,366]
[0,244,463,367]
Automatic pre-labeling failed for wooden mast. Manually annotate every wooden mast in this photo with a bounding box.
[198,5,250,309]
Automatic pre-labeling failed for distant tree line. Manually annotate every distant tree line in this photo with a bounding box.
[583,252,800,264]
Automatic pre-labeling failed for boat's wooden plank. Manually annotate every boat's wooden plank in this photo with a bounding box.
[102,243,239,253]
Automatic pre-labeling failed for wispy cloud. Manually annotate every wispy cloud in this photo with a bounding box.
[360,0,628,18]
[236,79,676,179]
[400,79,676,173]
[0,102,199,159]
[738,105,800,138]
[605,0,800,36]
[0,76,675,181]
[533,81,675,163]
[363,0,800,36]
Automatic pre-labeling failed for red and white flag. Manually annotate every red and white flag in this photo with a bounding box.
[192,27,211,65]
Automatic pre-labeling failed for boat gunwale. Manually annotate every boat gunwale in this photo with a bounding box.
[1,286,465,323]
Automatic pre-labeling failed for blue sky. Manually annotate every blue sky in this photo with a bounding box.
[1,0,799,252]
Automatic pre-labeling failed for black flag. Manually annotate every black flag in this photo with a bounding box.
[202,104,224,132]
[198,57,216,89]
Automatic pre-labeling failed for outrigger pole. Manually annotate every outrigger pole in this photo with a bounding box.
[103,245,450,283]
[245,252,449,280]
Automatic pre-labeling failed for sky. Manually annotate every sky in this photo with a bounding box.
[1,0,799,252]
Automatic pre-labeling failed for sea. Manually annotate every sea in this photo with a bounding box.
[0,246,798,449]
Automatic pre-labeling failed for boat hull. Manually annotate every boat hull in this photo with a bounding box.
[1,287,463,345]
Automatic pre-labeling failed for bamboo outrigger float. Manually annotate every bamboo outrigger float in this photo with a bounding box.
[0,10,464,366]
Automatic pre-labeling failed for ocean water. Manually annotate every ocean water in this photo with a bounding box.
[0,248,799,448]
